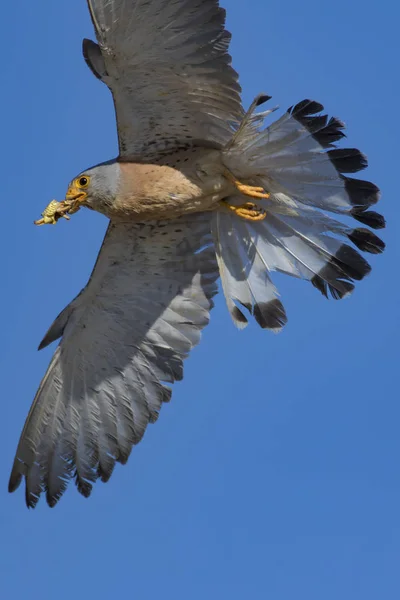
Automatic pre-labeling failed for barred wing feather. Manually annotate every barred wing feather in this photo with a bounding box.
[84,0,243,158]
[9,214,218,507]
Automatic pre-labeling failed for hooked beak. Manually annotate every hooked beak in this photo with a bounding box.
[65,184,87,203]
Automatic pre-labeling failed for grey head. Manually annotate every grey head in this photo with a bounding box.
[65,159,121,215]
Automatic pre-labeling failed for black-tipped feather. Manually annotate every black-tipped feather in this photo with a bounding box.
[256,94,272,106]
[351,208,385,229]
[344,177,380,208]
[288,100,346,148]
[289,99,324,118]
[288,100,382,213]
[232,306,248,326]
[312,274,355,300]
[311,243,371,300]
[348,228,385,254]
[328,148,368,173]
[314,117,346,147]
[333,245,371,281]
[253,299,287,330]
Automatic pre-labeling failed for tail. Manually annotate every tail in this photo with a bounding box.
[214,95,385,329]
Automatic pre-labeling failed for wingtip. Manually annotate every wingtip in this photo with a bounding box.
[255,94,272,107]
[8,469,22,494]
[37,339,47,351]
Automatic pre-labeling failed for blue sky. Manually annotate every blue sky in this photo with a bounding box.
[2,1,399,598]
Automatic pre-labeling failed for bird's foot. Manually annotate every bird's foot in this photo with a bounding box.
[220,200,267,221]
[224,169,270,200]
[34,199,77,226]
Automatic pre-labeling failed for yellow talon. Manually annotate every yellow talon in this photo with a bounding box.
[235,183,270,199]
[224,169,270,200]
[220,201,267,222]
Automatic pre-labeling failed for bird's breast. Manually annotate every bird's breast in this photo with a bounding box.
[108,149,230,222]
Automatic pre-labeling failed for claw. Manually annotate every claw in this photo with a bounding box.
[220,200,267,221]
[224,169,270,200]
[234,183,270,199]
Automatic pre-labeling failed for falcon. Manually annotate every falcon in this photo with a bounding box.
[9,0,385,508]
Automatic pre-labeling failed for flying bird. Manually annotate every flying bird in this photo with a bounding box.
[9,0,385,508]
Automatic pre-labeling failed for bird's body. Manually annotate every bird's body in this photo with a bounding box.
[10,0,385,508]
[90,149,232,222]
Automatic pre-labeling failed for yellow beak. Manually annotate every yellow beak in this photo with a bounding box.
[65,184,87,202]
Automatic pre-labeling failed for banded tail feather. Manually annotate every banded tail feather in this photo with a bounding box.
[216,97,385,329]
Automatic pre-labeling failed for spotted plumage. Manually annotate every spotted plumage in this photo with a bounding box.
[10,0,384,507]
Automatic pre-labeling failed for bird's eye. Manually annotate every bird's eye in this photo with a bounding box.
[77,176,90,188]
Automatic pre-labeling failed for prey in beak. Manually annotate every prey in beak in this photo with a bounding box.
[34,175,90,226]
[34,200,72,226]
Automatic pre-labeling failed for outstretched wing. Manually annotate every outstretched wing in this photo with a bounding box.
[9,214,218,508]
[83,0,243,158]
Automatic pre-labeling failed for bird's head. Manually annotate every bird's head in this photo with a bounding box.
[34,161,122,225]
[65,161,120,215]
